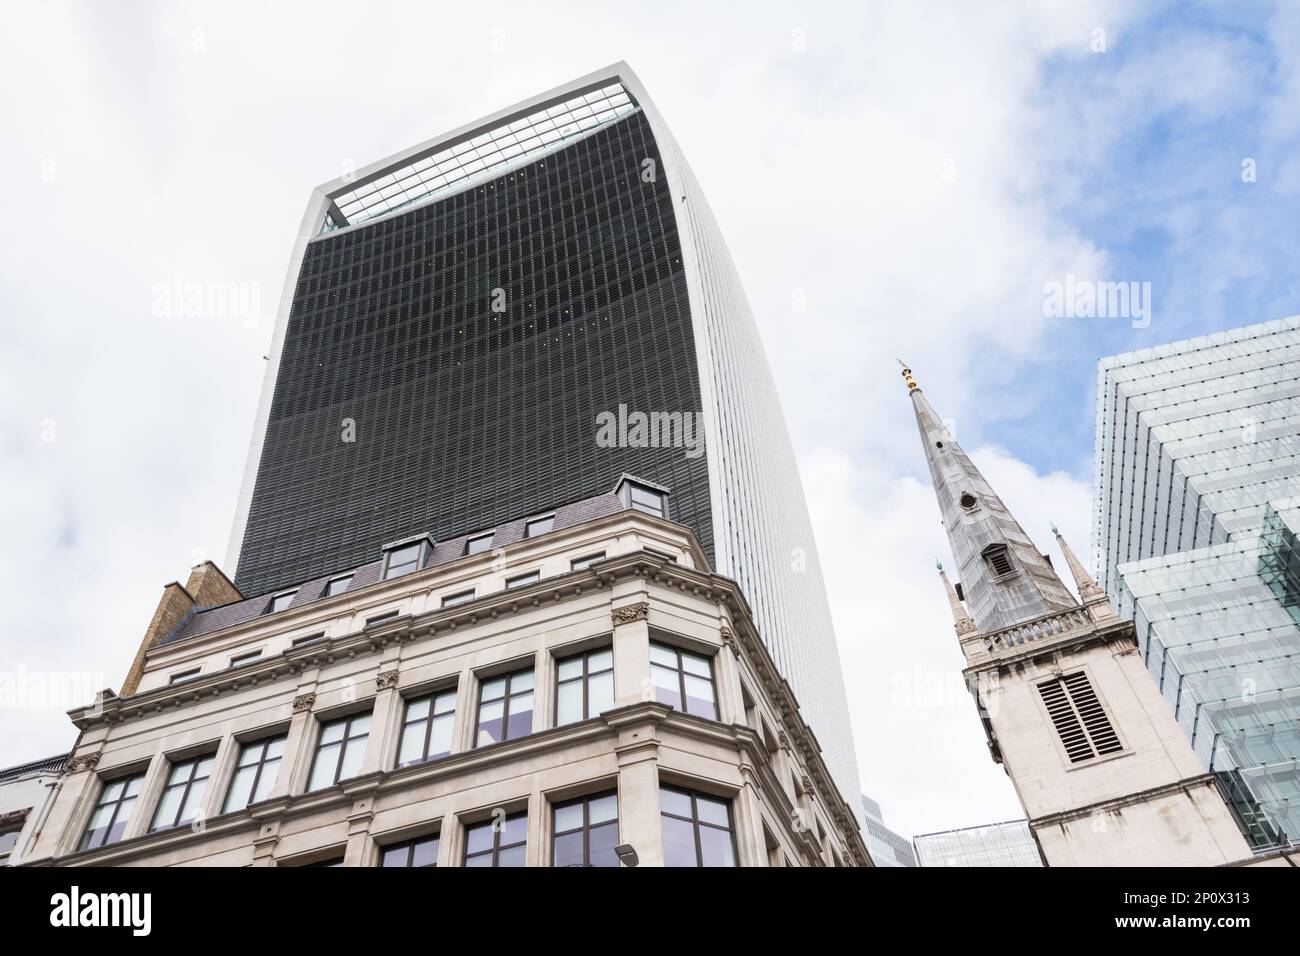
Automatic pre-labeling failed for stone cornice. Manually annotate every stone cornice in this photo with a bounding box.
[1029,772,1222,829]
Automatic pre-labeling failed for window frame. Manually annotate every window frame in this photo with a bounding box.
[649,640,719,720]
[659,785,738,867]
[382,538,428,580]
[505,570,540,590]
[267,589,298,614]
[551,791,619,867]
[570,552,606,572]
[463,812,527,867]
[464,532,495,556]
[79,769,147,851]
[441,589,476,608]
[629,484,666,517]
[149,753,216,833]
[474,665,535,747]
[554,646,615,726]
[308,712,372,791]
[379,831,441,867]
[325,574,353,597]
[396,687,458,767]
[169,668,201,685]
[222,732,288,813]
[229,649,262,668]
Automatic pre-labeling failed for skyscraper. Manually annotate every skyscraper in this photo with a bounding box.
[1093,316,1300,847]
[860,795,916,867]
[226,63,860,811]
[912,820,1042,867]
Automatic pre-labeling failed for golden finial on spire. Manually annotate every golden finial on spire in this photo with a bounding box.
[897,358,919,393]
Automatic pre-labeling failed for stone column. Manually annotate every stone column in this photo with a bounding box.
[610,710,664,867]
[363,667,402,775]
[342,796,376,867]
[273,685,319,798]
[611,600,652,707]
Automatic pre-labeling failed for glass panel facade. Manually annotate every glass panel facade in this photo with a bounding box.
[1094,318,1300,847]
[913,820,1042,867]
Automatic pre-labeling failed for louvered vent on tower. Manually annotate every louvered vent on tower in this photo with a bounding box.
[1037,672,1124,763]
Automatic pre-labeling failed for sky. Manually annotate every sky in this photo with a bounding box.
[1,0,1298,841]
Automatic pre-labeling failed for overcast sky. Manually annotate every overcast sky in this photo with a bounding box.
[2,0,1297,840]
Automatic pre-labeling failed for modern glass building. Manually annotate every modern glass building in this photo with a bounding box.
[860,795,916,867]
[1093,316,1300,847]
[226,63,860,810]
[912,820,1043,867]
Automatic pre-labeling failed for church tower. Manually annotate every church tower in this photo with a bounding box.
[902,363,1251,866]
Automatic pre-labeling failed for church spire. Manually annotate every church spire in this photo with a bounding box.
[1051,523,1117,620]
[904,365,1076,634]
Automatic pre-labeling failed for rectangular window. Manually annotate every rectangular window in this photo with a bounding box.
[649,642,718,720]
[230,650,262,668]
[383,541,423,580]
[644,548,677,563]
[325,575,353,597]
[267,590,297,614]
[525,515,554,538]
[169,668,201,684]
[365,610,399,626]
[465,532,494,556]
[380,832,441,867]
[308,713,372,791]
[0,828,20,863]
[292,633,325,647]
[570,552,605,572]
[464,812,527,867]
[475,666,534,746]
[659,785,736,867]
[80,771,146,851]
[505,570,540,589]
[555,647,614,726]
[1038,672,1124,762]
[223,734,287,813]
[630,485,665,518]
[397,689,457,767]
[553,792,619,867]
[150,754,215,832]
[441,589,475,608]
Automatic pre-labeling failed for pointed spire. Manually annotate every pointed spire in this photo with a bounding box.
[898,359,919,393]
[907,367,1076,634]
[1049,523,1101,599]
[937,561,978,636]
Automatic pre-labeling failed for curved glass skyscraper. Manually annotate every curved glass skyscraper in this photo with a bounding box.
[227,63,861,811]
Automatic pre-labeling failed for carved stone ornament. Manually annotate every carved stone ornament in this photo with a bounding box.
[292,692,317,713]
[65,752,101,774]
[376,669,400,690]
[720,625,739,655]
[611,602,650,626]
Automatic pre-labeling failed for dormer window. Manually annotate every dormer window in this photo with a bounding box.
[614,475,670,519]
[325,574,353,597]
[982,544,1014,577]
[525,515,554,538]
[267,590,297,614]
[466,532,495,556]
[382,536,432,580]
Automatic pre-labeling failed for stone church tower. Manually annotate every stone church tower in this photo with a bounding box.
[902,364,1251,866]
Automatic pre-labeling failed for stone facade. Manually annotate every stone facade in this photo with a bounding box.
[20,501,867,867]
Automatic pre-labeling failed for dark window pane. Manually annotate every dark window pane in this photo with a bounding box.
[661,815,698,867]
[554,830,584,867]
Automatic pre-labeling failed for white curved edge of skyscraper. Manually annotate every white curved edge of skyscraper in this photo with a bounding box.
[226,61,863,823]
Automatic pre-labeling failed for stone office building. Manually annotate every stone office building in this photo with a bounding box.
[18,478,867,867]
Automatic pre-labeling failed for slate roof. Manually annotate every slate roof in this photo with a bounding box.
[0,754,68,783]
[160,491,629,648]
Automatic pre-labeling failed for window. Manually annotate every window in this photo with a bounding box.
[267,590,297,614]
[0,827,20,863]
[292,633,325,647]
[230,650,262,668]
[553,792,619,867]
[383,541,424,580]
[644,547,677,563]
[441,589,475,608]
[570,552,605,572]
[308,713,372,790]
[982,544,1014,576]
[223,734,287,813]
[650,642,717,720]
[464,812,527,867]
[476,667,534,746]
[555,647,614,726]
[525,515,554,538]
[630,484,665,518]
[380,833,440,867]
[169,668,200,684]
[80,771,146,851]
[366,610,399,626]
[659,786,736,867]
[150,754,215,832]
[397,689,457,766]
[505,570,540,589]
[1038,672,1124,763]
[465,532,495,556]
[325,575,353,597]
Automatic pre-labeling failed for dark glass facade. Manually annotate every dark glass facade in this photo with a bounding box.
[235,110,711,596]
